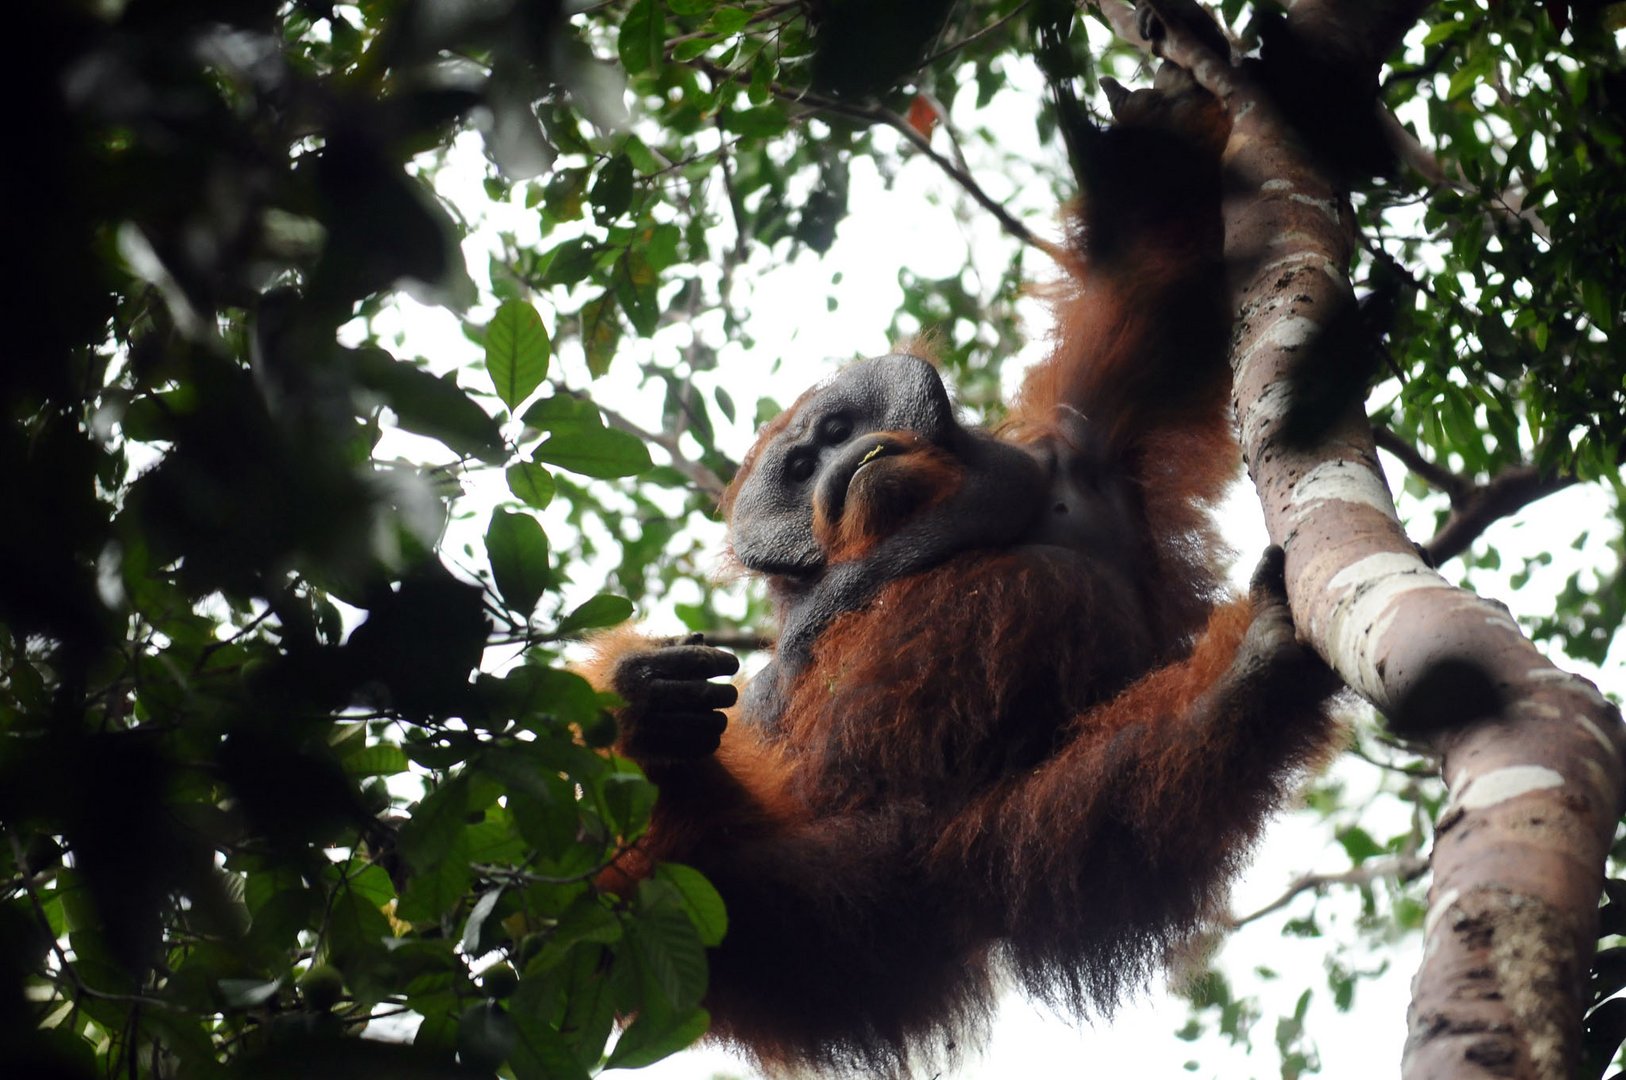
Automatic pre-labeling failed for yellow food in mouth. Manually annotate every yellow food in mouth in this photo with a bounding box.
[859,443,887,466]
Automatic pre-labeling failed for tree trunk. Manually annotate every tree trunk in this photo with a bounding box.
[1105,2,1626,1076]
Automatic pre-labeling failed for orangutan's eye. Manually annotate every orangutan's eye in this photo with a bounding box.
[817,414,853,444]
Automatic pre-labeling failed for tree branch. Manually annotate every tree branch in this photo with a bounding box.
[1373,424,1467,499]
[1372,427,1577,564]
[1136,0,1626,1075]
[1425,465,1577,566]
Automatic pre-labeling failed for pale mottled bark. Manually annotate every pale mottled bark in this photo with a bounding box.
[1098,2,1626,1076]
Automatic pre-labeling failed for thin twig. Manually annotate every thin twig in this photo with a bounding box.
[687,58,1068,262]
[6,832,176,1011]
[473,858,622,887]
[562,386,729,500]
[1377,107,1551,243]
[715,114,750,264]
[663,0,800,50]
[194,607,276,673]
[1227,853,1430,929]
[828,94,1068,262]
[912,1,1034,72]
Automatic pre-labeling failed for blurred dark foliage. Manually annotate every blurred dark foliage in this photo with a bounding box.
[0,2,691,1076]
[807,0,958,98]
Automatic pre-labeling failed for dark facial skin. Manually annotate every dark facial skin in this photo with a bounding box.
[729,354,1146,723]
[729,354,987,577]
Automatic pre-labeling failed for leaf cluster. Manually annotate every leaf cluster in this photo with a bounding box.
[0,2,738,1076]
[1353,0,1626,660]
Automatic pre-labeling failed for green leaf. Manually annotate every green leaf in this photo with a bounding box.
[1421,20,1462,45]
[509,1006,592,1080]
[590,154,635,222]
[521,894,625,973]
[541,166,590,220]
[713,386,735,423]
[467,815,526,865]
[397,775,471,871]
[344,743,409,777]
[397,849,473,922]
[506,460,556,510]
[414,1008,459,1054]
[481,666,602,731]
[119,386,194,442]
[540,238,598,287]
[747,47,776,105]
[618,0,665,76]
[510,788,587,861]
[458,1002,518,1072]
[643,223,682,272]
[724,106,788,139]
[604,1006,709,1069]
[328,883,392,967]
[1446,51,1492,101]
[533,428,652,479]
[485,300,551,410]
[1582,278,1617,329]
[557,946,618,1069]
[1336,825,1382,866]
[580,292,622,379]
[602,773,658,837]
[557,594,634,636]
[621,138,663,176]
[403,734,471,770]
[521,394,603,434]
[710,7,752,35]
[353,349,505,462]
[486,509,550,617]
[247,884,320,955]
[654,864,727,947]
[673,603,706,632]
[346,864,397,908]
[614,250,660,337]
[671,37,713,62]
